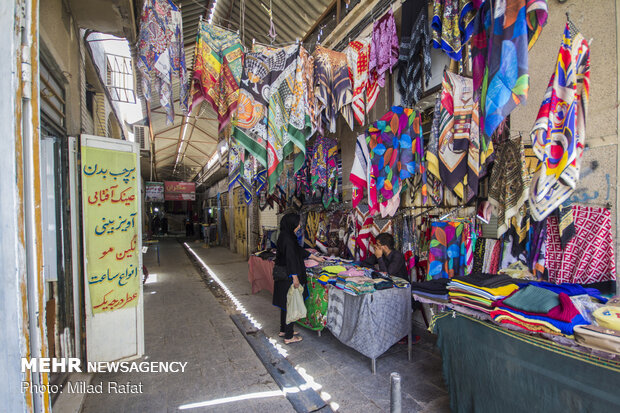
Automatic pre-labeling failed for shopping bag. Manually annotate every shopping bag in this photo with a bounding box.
[286,285,307,324]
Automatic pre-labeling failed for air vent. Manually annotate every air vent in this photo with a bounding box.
[134,125,149,151]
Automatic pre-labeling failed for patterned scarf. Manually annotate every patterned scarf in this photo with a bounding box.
[228,139,254,204]
[345,38,373,126]
[313,46,354,133]
[368,107,426,216]
[310,135,339,207]
[137,0,188,125]
[398,0,432,107]
[350,134,371,208]
[529,24,590,220]
[431,0,477,61]
[477,0,548,137]
[428,220,468,280]
[436,71,493,201]
[369,8,399,91]
[191,22,243,132]
[289,46,315,172]
[265,45,300,193]
[488,137,528,238]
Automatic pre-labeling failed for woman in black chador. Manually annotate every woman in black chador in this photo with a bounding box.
[273,213,323,344]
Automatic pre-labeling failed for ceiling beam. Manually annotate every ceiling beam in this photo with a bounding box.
[187,142,215,159]
[184,155,204,166]
[154,142,178,154]
[153,123,182,136]
[155,153,177,165]
[302,0,338,41]
[192,123,218,141]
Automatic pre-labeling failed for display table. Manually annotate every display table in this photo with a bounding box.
[248,255,274,294]
[432,312,620,413]
[327,285,412,373]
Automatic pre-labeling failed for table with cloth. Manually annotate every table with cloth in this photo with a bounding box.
[432,312,620,413]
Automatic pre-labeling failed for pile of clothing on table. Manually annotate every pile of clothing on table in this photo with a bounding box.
[411,279,450,304]
[574,295,620,354]
[308,262,409,296]
[447,273,519,314]
[254,249,276,261]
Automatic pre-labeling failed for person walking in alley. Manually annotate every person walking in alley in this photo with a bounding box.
[273,213,323,344]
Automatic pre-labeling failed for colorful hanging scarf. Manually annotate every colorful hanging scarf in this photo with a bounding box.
[529,24,590,220]
[528,218,547,280]
[431,0,477,61]
[228,139,253,204]
[350,134,371,208]
[289,46,315,172]
[369,8,399,91]
[233,49,273,167]
[427,220,468,280]
[313,46,354,133]
[266,45,301,193]
[435,71,493,201]
[137,0,188,125]
[191,22,243,132]
[398,0,432,107]
[368,107,427,215]
[546,206,616,284]
[488,137,528,238]
[426,94,444,205]
[345,38,374,126]
[310,135,339,207]
[478,0,548,137]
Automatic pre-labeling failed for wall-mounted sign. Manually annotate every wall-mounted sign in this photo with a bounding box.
[145,181,164,202]
[164,181,196,201]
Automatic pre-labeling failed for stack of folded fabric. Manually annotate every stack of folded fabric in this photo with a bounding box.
[345,276,377,294]
[316,265,347,285]
[411,279,450,303]
[491,285,589,336]
[390,277,410,289]
[448,273,520,314]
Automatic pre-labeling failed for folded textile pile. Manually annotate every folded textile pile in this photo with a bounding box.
[411,278,450,302]
[491,285,589,336]
[316,265,348,285]
[390,277,409,289]
[448,273,519,314]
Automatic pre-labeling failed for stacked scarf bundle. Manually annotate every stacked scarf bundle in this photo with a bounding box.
[448,273,519,314]
[411,278,450,302]
[491,285,589,336]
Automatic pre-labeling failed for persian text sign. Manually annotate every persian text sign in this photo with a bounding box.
[164,181,195,201]
[145,181,164,202]
[82,147,140,313]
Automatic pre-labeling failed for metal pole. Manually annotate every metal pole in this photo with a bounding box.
[390,372,402,413]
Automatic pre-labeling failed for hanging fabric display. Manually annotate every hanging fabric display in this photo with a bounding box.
[426,94,444,205]
[546,206,616,284]
[345,37,374,126]
[265,45,301,193]
[137,0,188,125]
[233,50,273,168]
[427,220,474,280]
[367,106,427,217]
[310,135,340,208]
[314,46,355,133]
[369,8,399,93]
[350,134,372,208]
[434,70,494,201]
[289,46,316,171]
[488,136,529,238]
[191,21,243,132]
[431,0,478,61]
[398,0,432,107]
[529,24,591,221]
[228,139,253,204]
[477,0,548,137]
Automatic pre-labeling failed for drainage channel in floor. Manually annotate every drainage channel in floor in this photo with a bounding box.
[181,241,336,412]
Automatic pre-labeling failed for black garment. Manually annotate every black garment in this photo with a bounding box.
[272,213,309,309]
[280,309,294,339]
[363,249,408,279]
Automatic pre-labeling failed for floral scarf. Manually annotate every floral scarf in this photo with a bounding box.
[191,22,243,132]
[137,0,188,125]
[529,24,590,221]
[370,9,399,90]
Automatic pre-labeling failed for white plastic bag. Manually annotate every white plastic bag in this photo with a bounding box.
[286,285,307,324]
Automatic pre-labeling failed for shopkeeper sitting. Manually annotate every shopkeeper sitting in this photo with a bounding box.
[362,233,408,280]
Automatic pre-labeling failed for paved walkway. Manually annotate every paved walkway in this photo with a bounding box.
[79,240,449,412]
[81,240,293,413]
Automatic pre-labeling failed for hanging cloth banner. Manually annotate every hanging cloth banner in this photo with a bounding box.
[191,21,243,132]
[529,23,590,221]
[137,0,188,125]
[82,147,140,313]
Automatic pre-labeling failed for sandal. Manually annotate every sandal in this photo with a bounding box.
[284,336,303,344]
[278,331,300,337]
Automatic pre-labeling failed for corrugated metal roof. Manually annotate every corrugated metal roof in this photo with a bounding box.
[147,0,335,182]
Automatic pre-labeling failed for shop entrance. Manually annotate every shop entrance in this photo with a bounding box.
[234,187,248,258]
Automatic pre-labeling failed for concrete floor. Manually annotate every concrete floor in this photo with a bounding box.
[79,239,449,413]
